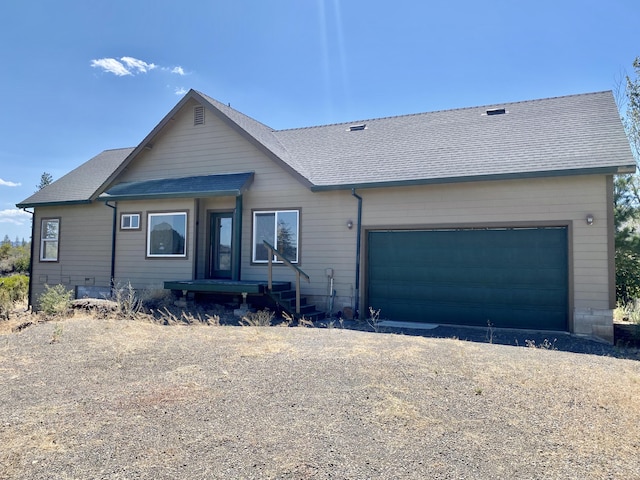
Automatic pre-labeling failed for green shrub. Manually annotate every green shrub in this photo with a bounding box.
[12,253,30,273]
[38,284,73,317]
[0,289,11,320]
[0,274,29,319]
[0,274,29,303]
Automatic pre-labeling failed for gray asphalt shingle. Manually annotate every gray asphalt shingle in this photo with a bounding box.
[16,90,635,207]
[17,148,134,207]
[273,91,635,188]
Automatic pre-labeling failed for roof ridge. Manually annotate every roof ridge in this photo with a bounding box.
[194,90,276,131]
[193,90,313,184]
[275,90,613,133]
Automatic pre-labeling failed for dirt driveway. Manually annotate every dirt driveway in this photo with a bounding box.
[1,316,639,479]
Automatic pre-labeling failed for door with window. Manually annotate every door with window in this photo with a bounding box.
[209,212,233,279]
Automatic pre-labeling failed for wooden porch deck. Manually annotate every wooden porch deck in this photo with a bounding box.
[163,279,291,295]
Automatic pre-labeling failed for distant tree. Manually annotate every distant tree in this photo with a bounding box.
[615,57,640,302]
[36,172,53,191]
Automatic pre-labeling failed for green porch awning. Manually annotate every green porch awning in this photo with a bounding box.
[99,172,254,201]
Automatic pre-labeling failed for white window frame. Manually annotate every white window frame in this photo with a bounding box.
[147,212,187,258]
[120,213,140,230]
[252,210,299,264]
[40,218,60,262]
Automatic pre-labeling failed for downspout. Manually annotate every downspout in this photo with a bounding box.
[351,189,362,319]
[233,195,243,281]
[22,208,35,310]
[105,201,117,292]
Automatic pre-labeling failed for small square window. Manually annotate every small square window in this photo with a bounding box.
[121,213,140,230]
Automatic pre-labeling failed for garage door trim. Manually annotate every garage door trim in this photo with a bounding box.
[363,220,573,331]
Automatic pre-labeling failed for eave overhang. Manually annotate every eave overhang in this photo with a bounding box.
[309,165,637,192]
[16,199,93,209]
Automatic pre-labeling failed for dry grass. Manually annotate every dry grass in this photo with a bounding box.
[0,315,639,479]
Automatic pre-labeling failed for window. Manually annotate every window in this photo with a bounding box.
[40,218,59,262]
[147,212,187,257]
[252,210,299,263]
[121,213,140,230]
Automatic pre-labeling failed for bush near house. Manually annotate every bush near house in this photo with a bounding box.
[0,274,29,319]
[37,284,73,317]
[0,241,30,276]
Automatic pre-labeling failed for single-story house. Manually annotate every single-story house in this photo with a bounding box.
[18,89,635,342]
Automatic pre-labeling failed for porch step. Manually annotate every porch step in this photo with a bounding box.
[267,289,325,322]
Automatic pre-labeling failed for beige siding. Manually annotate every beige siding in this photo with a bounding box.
[111,98,359,307]
[118,99,279,183]
[31,203,113,305]
[358,175,612,317]
[113,199,195,289]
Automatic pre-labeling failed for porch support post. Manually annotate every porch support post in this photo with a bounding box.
[233,194,243,281]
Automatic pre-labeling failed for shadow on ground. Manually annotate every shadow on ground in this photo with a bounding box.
[325,318,640,360]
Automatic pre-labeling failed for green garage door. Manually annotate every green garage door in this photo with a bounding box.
[367,227,568,330]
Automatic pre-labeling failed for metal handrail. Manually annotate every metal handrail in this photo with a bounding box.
[263,240,309,314]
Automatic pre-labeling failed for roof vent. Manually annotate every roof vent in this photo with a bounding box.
[486,108,506,116]
[348,123,366,131]
[194,105,205,125]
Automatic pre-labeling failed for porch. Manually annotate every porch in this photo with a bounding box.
[163,279,290,295]
[163,278,324,320]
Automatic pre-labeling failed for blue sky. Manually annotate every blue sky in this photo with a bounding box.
[1,0,638,241]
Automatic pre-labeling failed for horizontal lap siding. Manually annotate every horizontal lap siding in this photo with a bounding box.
[31,204,113,304]
[114,198,195,289]
[113,100,357,305]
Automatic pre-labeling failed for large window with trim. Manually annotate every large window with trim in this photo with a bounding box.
[147,212,187,257]
[40,218,59,262]
[252,210,299,263]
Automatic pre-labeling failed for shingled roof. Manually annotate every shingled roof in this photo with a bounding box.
[17,148,134,208]
[274,91,636,190]
[17,90,635,207]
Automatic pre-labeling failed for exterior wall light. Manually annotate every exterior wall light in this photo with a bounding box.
[586,214,594,226]
[347,220,354,229]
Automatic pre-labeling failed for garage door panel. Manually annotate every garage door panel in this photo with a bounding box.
[367,227,568,330]
[378,298,567,330]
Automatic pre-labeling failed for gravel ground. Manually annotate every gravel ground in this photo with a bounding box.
[1,315,640,479]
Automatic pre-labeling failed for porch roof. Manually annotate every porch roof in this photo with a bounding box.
[98,172,254,202]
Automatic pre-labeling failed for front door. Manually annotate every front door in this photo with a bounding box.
[209,212,233,279]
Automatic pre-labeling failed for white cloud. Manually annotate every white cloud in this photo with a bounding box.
[121,56,157,73]
[0,209,31,225]
[91,58,131,76]
[91,57,188,87]
[0,178,21,187]
[91,56,158,76]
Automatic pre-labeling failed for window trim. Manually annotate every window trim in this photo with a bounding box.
[146,211,188,258]
[39,217,60,262]
[120,212,141,231]
[251,209,300,264]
